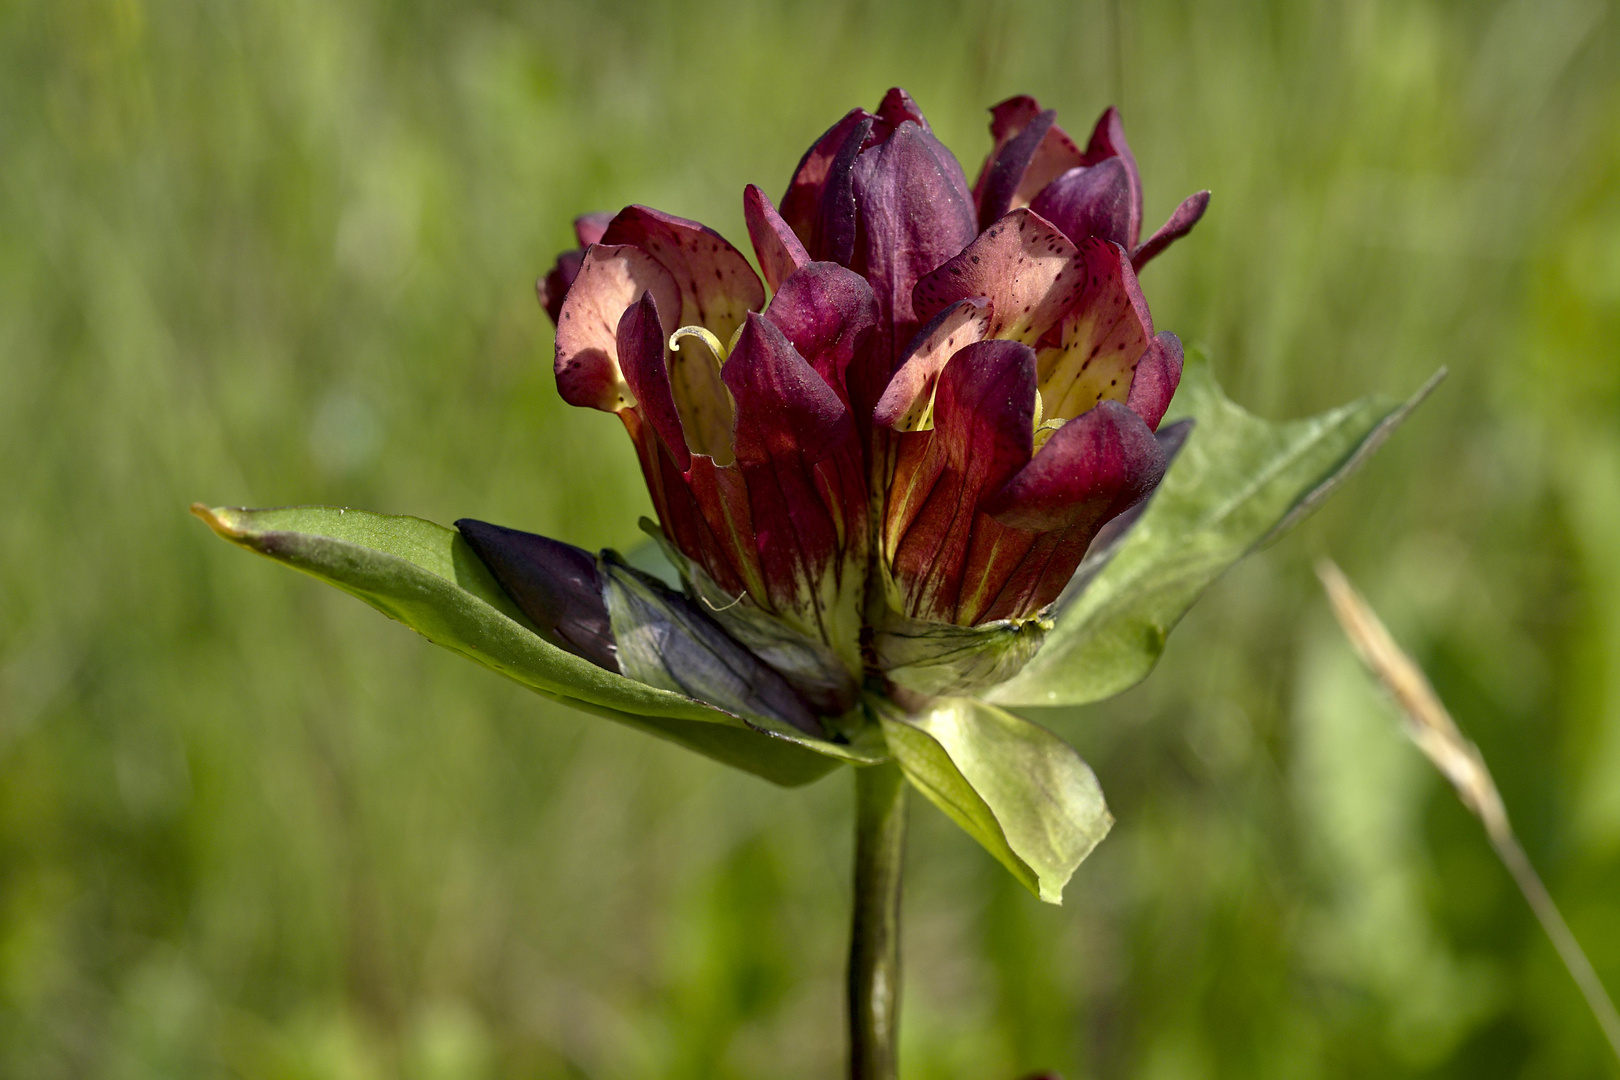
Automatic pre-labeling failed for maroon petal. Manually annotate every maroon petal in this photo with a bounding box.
[780,108,871,243]
[723,312,853,466]
[1079,107,1144,249]
[873,297,992,432]
[1124,331,1183,431]
[984,398,1167,533]
[537,248,583,326]
[721,313,863,635]
[616,292,692,471]
[554,243,681,412]
[1028,158,1133,249]
[849,120,979,410]
[932,341,1038,480]
[874,86,930,133]
[1057,417,1193,599]
[537,213,617,326]
[988,96,1043,142]
[972,96,1086,227]
[1133,190,1211,271]
[960,399,1165,621]
[600,205,765,341]
[781,109,876,265]
[974,110,1090,231]
[884,340,1037,622]
[668,453,762,601]
[975,108,1056,227]
[744,184,812,294]
[974,417,1191,624]
[455,519,619,673]
[972,96,1040,208]
[913,208,1085,346]
[574,211,614,247]
[762,261,878,401]
[1034,237,1153,421]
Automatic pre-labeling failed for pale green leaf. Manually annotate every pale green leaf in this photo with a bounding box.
[986,355,1442,708]
[878,697,1112,903]
[194,504,871,785]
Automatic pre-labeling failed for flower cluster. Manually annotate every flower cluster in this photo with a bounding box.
[468,89,1208,722]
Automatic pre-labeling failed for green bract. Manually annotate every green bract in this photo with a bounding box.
[192,506,876,786]
[987,353,1443,708]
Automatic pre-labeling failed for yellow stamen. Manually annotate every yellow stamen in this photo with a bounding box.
[669,325,728,362]
[668,325,738,465]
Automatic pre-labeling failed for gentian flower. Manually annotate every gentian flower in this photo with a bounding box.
[198,88,1429,1079]
[198,85,1424,902]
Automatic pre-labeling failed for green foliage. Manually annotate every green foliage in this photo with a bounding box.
[4,0,1620,1077]
[194,505,856,784]
[989,354,1441,707]
[880,699,1112,904]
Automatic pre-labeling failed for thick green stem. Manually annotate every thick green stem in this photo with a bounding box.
[849,760,907,1080]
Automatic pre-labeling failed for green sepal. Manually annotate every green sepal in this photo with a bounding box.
[192,505,873,783]
[871,606,1049,697]
[986,355,1443,708]
[638,519,863,715]
[877,697,1112,903]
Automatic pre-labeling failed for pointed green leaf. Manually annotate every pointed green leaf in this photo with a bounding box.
[986,355,1442,708]
[193,504,876,784]
[877,697,1112,903]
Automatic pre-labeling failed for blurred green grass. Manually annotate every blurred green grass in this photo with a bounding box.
[2,0,1619,1076]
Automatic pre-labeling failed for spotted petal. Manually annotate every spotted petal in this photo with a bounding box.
[913,208,1086,347]
[873,298,993,432]
[553,244,681,412]
[1034,238,1153,421]
[600,205,765,343]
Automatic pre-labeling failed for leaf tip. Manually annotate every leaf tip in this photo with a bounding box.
[191,504,265,553]
[190,503,235,536]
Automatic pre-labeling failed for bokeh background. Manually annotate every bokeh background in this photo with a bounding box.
[4,0,1620,1076]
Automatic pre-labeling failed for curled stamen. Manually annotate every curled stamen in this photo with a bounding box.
[670,325,728,362]
[701,589,747,613]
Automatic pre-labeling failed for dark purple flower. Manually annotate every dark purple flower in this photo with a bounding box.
[519,88,1207,704]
